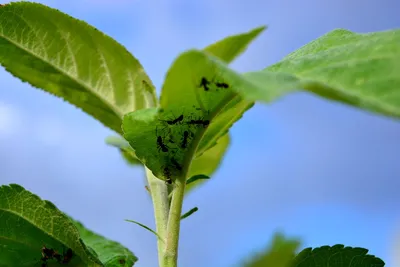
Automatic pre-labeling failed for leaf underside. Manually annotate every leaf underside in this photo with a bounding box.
[0,2,156,135]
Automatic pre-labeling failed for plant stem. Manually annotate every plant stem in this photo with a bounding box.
[145,168,170,267]
[163,174,186,267]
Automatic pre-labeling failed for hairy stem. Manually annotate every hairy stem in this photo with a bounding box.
[145,168,170,267]
[163,174,187,267]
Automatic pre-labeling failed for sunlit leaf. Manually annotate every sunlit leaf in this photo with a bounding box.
[0,2,156,134]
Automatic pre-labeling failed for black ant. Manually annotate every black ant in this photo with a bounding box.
[171,158,182,171]
[181,130,190,149]
[159,109,184,126]
[163,167,172,184]
[199,77,211,91]
[41,246,54,261]
[187,119,210,128]
[156,136,169,153]
[215,81,229,89]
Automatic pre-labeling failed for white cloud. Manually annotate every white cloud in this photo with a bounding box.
[0,102,22,138]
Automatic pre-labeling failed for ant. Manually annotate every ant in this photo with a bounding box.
[159,110,184,126]
[163,167,172,184]
[187,119,210,128]
[215,81,229,89]
[180,130,191,149]
[171,158,182,171]
[41,246,54,261]
[199,77,211,91]
[156,136,169,152]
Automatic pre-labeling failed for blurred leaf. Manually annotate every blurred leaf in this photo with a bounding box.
[105,136,142,166]
[185,134,228,194]
[204,25,267,63]
[180,207,198,221]
[0,2,156,135]
[0,184,102,266]
[244,28,400,119]
[125,219,162,242]
[72,219,138,267]
[291,244,385,267]
[242,233,300,267]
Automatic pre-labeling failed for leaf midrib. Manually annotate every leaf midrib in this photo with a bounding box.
[0,28,124,119]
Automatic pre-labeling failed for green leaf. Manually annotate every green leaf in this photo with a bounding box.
[242,233,300,267]
[185,133,228,194]
[180,207,198,221]
[186,175,210,186]
[0,184,102,267]
[72,219,138,267]
[123,27,266,183]
[245,28,400,119]
[125,219,163,242]
[204,25,267,63]
[291,244,385,267]
[0,2,156,134]
[105,136,142,166]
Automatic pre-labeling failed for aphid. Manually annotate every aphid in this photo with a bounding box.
[199,77,211,91]
[187,119,210,128]
[171,158,182,171]
[156,136,169,153]
[215,81,229,89]
[181,130,190,149]
[62,248,73,264]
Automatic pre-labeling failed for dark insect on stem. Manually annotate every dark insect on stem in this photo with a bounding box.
[156,136,169,152]
[181,130,190,149]
[215,81,229,89]
[187,119,210,128]
[171,158,182,171]
[160,114,184,125]
[62,248,73,264]
[163,167,172,184]
[199,77,211,91]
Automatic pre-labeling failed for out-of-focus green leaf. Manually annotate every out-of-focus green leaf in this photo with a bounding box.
[242,233,300,267]
[0,184,102,266]
[72,219,138,267]
[105,136,142,166]
[243,28,400,120]
[291,244,384,267]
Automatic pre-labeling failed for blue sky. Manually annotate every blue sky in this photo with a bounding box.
[0,0,400,266]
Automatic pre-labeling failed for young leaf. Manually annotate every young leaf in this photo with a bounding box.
[204,26,267,63]
[291,244,385,267]
[244,28,400,119]
[242,233,300,267]
[0,184,102,266]
[125,219,163,242]
[180,207,198,221]
[72,219,138,266]
[105,136,142,166]
[122,27,265,183]
[0,2,156,134]
[186,175,210,186]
